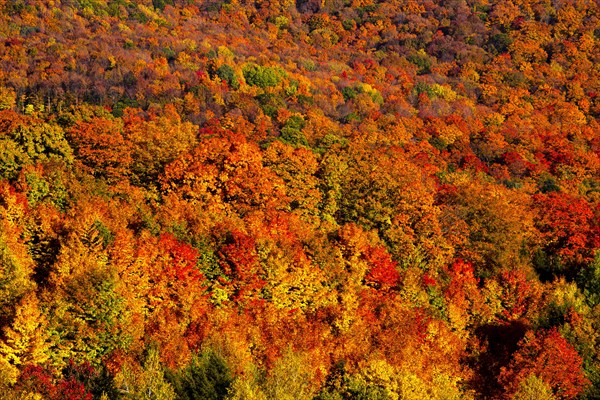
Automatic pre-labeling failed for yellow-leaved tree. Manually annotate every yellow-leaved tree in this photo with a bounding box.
[0,292,51,385]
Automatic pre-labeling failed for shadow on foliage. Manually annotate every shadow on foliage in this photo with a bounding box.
[469,320,529,398]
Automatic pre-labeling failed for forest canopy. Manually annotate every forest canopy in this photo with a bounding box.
[0,0,600,398]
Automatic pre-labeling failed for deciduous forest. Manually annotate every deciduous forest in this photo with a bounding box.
[0,0,599,398]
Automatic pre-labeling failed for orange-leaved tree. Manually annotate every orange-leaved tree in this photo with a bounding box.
[499,328,590,399]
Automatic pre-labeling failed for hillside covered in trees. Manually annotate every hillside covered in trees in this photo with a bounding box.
[0,0,600,398]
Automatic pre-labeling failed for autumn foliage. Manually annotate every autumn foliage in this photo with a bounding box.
[0,0,599,398]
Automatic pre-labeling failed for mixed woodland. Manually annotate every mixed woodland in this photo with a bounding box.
[0,0,600,398]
